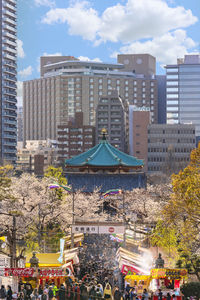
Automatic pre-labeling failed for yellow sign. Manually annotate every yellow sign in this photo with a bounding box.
[150,268,187,279]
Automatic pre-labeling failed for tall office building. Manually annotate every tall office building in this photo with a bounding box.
[166,55,200,138]
[129,106,150,171]
[148,124,196,174]
[96,90,128,152]
[23,54,158,144]
[0,0,17,163]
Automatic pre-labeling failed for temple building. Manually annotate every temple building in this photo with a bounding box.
[65,130,146,192]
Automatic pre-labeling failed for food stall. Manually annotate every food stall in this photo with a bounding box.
[150,268,187,298]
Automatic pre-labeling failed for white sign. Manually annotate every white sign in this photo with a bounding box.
[72,225,124,234]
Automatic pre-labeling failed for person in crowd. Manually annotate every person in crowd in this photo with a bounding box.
[130,287,137,300]
[166,293,171,300]
[0,285,6,300]
[17,293,24,300]
[113,286,122,300]
[104,283,112,300]
[80,282,88,300]
[125,283,131,300]
[6,287,12,300]
[30,289,38,300]
[48,287,54,300]
[58,284,65,300]
[142,288,149,300]
[158,289,163,300]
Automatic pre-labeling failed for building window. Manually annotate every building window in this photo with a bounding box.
[99,91,102,96]
[150,82,154,86]
[90,96,94,101]
[125,86,129,91]
[90,84,94,89]
[116,79,120,84]
[142,88,145,92]
[108,85,112,90]
[99,78,102,83]
[142,94,145,98]
[134,99,137,104]
[142,81,146,86]
[134,93,137,97]
[108,91,112,95]
[125,92,129,97]
[134,87,137,92]
[134,81,137,86]
[125,80,128,85]
[89,78,94,83]
[99,85,103,89]
[90,90,93,95]
[107,79,111,84]
[151,88,154,93]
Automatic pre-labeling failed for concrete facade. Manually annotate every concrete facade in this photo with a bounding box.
[23,54,158,144]
[57,112,95,165]
[129,106,150,171]
[148,124,196,174]
[96,91,128,152]
[0,0,17,163]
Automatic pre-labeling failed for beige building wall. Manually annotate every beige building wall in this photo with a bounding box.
[23,56,158,145]
[132,111,150,171]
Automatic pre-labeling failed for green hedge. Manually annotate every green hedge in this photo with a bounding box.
[181,282,200,299]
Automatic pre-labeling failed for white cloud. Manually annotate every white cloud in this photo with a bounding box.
[35,0,55,7]
[115,30,196,65]
[42,1,101,41]
[17,81,23,107]
[42,0,197,44]
[42,52,62,56]
[19,66,33,78]
[17,39,25,58]
[78,56,102,62]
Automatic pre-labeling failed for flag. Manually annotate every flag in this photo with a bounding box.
[58,238,65,263]
[102,188,122,198]
[49,183,72,192]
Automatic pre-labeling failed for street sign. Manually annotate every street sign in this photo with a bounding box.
[72,224,125,234]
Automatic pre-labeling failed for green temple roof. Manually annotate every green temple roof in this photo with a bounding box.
[65,135,144,169]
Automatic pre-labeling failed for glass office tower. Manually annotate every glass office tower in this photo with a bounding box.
[0,0,17,163]
[166,55,200,138]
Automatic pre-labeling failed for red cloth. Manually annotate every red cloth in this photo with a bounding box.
[174,280,180,288]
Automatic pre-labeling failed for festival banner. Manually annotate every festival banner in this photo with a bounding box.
[58,238,65,263]
[5,268,35,277]
[39,269,63,277]
[150,268,187,279]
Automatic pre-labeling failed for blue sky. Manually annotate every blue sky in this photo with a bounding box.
[17,0,200,102]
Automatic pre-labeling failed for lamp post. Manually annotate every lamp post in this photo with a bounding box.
[0,212,17,267]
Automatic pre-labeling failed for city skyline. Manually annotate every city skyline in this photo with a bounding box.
[17,0,200,106]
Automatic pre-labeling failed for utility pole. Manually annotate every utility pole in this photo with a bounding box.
[12,216,17,267]
[122,190,126,248]
[71,186,75,249]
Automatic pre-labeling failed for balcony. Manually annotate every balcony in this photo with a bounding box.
[4,97,17,104]
[3,133,17,139]
[4,105,17,111]
[3,9,16,18]
[3,17,17,26]
[3,75,16,82]
[3,149,17,154]
[3,39,16,47]
[4,119,17,125]
[3,68,16,76]
[3,53,16,61]
[2,30,16,39]
[3,46,17,54]
[3,2,16,12]
[3,89,17,96]
[3,126,16,132]
[3,24,16,33]
[3,140,17,146]
[3,59,16,67]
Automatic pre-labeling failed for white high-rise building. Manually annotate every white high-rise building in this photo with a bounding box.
[1,0,17,163]
[166,55,200,138]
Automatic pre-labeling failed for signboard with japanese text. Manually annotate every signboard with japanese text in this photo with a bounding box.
[5,268,35,277]
[72,224,125,234]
